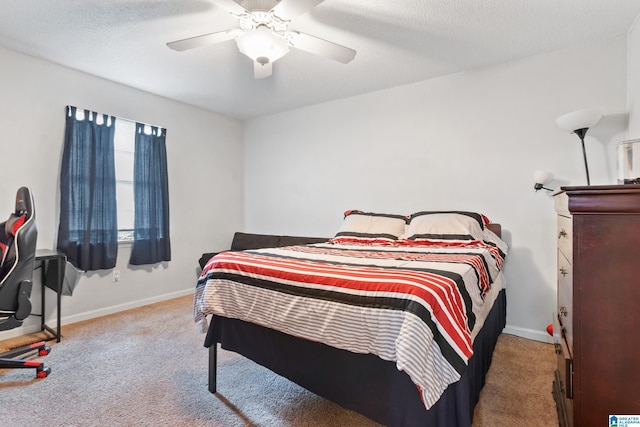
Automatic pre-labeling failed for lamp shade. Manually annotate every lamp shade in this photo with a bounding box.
[534,170,554,186]
[555,108,602,132]
[236,25,290,64]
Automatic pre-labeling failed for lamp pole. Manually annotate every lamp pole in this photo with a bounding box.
[574,128,591,186]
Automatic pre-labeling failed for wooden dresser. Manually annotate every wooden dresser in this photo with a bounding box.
[552,185,640,427]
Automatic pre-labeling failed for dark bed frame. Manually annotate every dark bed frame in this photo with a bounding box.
[201,225,505,427]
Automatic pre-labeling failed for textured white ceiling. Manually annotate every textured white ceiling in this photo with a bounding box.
[0,0,639,119]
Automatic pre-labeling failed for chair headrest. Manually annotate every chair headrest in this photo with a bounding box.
[15,187,32,217]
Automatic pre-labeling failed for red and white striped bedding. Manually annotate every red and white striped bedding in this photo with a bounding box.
[194,239,506,409]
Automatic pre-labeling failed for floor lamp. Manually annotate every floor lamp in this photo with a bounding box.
[555,108,602,185]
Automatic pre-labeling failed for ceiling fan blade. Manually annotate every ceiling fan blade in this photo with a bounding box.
[167,29,243,51]
[254,61,272,79]
[272,0,326,21]
[288,32,356,64]
[211,0,247,15]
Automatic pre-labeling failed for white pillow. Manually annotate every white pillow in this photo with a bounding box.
[332,210,408,243]
[406,211,485,241]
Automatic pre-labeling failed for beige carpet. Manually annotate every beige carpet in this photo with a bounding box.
[0,295,558,426]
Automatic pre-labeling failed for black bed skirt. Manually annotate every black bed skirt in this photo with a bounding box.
[205,289,507,427]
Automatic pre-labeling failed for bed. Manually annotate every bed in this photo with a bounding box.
[195,210,508,427]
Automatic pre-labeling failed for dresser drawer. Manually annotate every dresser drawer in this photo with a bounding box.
[557,249,573,353]
[554,314,574,401]
[557,215,573,263]
[554,191,569,216]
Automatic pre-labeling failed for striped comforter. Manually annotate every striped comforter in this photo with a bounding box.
[194,239,506,409]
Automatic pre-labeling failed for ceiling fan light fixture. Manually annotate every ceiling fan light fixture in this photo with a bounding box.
[236,25,290,64]
[168,0,356,78]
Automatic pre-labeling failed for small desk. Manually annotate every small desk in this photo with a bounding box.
[35,249,67,343]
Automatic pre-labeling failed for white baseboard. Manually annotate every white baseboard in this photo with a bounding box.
[0,288,194,342]
[0,323,43,341]
[57,288,194,326]
[503,324,554,343]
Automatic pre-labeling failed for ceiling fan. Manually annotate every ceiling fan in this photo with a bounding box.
[167,0,356,79]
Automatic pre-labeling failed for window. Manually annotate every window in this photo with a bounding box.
[58,106,171,270]
[114,119,136,242]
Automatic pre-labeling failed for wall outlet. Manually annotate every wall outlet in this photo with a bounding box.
[112,270,120,282]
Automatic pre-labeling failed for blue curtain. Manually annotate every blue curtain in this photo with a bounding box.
[129,123,171,265]
[57,106,118,271]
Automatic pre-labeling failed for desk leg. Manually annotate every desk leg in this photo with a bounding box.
[40,261,46,333]
[40,258,63,343]
[55,258,62,343]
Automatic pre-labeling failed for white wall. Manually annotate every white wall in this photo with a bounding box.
[0,46,244,339]
[244,39,629,342]
[1,35,633,343]
[628,15,640,137]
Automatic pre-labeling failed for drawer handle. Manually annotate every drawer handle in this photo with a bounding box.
[559,306,568,317]
[559,267,568,277]
[558,229,568,239]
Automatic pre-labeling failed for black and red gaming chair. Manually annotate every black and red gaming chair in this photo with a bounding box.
[0,187,51,378]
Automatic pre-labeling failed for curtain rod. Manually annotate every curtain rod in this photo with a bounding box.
[66,105,166,131]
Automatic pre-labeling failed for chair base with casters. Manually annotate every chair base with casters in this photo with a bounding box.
[0,340,51,378]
